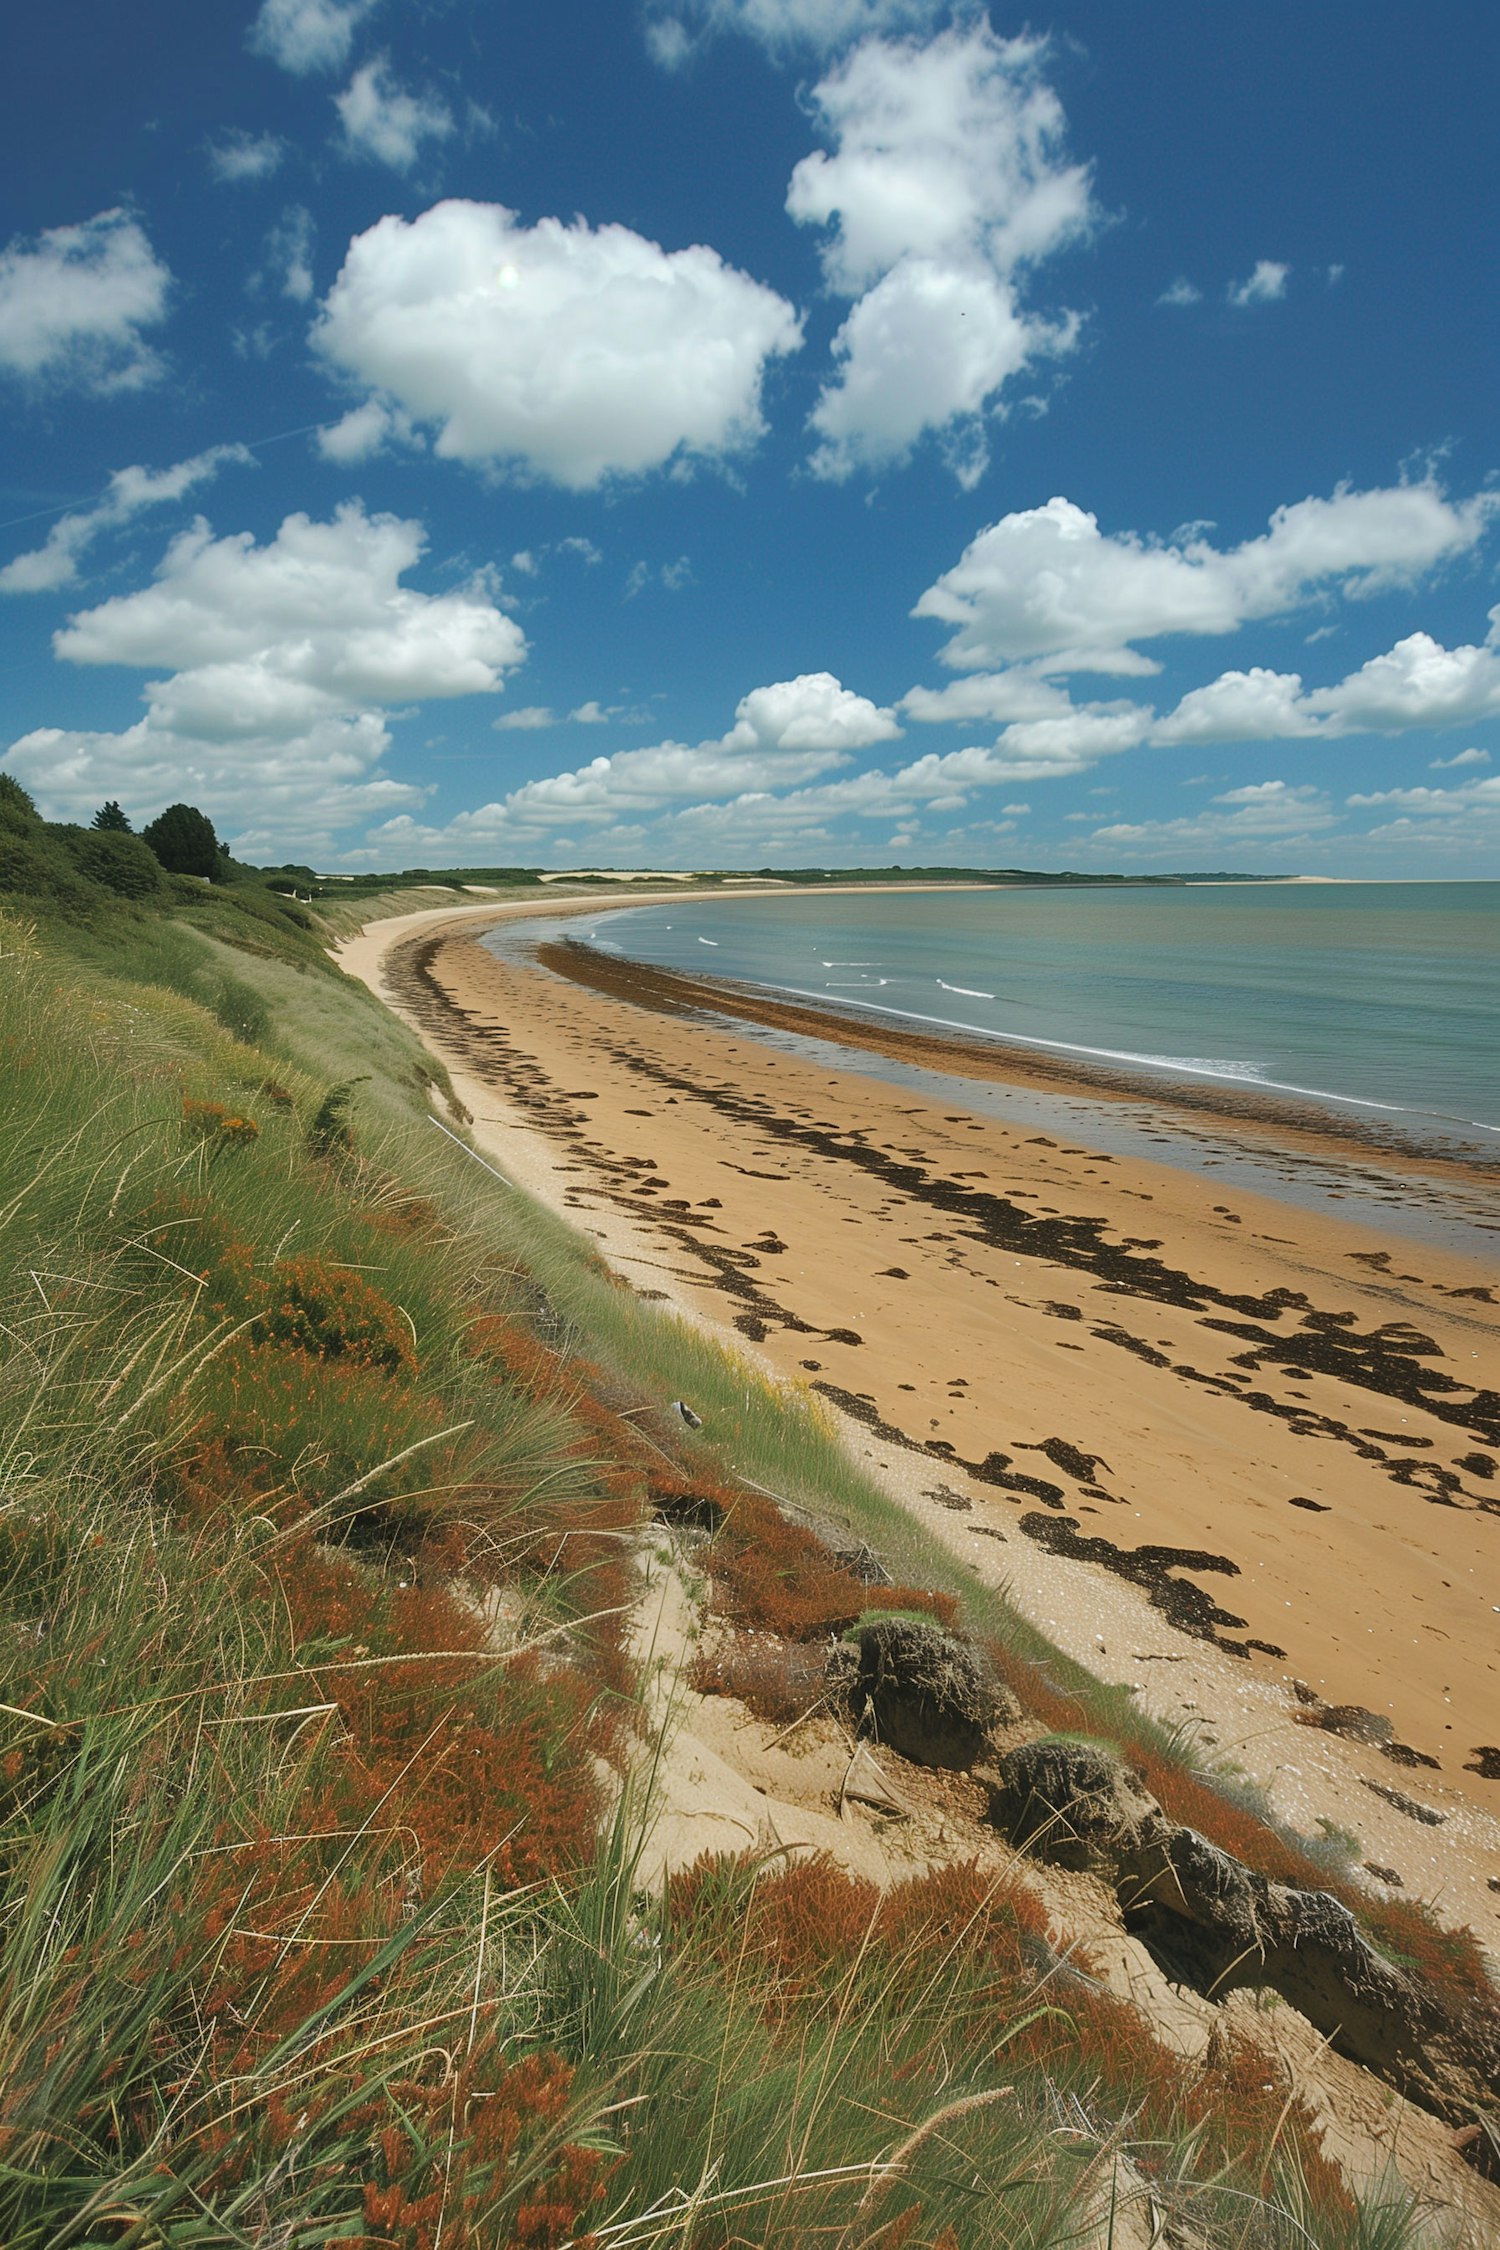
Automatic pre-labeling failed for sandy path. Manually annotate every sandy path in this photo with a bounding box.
[336,895,1500,1955]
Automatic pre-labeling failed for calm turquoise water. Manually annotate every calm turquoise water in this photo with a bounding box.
[580,883,1500,1157]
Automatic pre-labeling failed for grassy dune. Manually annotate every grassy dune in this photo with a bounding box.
[0,835,1460,2245]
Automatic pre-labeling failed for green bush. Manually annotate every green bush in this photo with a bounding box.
[58,826,162,900]
[0,830,97,911]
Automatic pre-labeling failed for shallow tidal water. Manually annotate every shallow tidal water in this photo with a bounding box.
[571,881,1500,1163]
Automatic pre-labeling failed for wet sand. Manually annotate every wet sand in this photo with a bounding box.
[337,894,1500,1935]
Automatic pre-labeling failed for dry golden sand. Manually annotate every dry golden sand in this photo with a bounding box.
[337,893,1500,1956]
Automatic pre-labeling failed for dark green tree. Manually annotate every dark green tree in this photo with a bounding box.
[91,800,132,833]
[0,775,41,835]
[142,802,220,879]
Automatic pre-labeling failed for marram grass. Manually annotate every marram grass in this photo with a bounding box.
[0,908,1446,2246]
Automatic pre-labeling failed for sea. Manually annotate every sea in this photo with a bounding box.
[482,881,1500,1253]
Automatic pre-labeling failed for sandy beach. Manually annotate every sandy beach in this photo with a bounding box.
[339,892,1500,1947]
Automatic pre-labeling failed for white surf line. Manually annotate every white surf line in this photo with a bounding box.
[558,910,1499,1143]
[770,984,1446,1124]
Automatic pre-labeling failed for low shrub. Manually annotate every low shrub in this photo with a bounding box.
[252,1251,416,1374]
[182,1094,261,1146]
[649,1467,956,1643]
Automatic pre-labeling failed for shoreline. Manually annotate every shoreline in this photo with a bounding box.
[527,929,1500,1197]
[336,892,1500,1950]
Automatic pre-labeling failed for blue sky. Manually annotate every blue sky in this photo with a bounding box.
[2,0,1498,874]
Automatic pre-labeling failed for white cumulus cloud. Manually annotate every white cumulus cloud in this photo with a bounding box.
[1087,782,1336,858]
[313,200,802,488]
[375,675,1156,866]
[316,396,421,461]
[645,0,942,65]
[1152,666,1316,747]
[373,672,899,855]
[0,444,253,596]
[207,130,286,183]
[1430,746,1489,768]
[1153,613,1500,745]
[1349,772,1500,854]
[3,502,526,856]
[1304,624,1500,733]
[899,670,1074,725]
[789,24,1093,483]
[493,706,556,731]
[0,209,172,393]
[1347,776,1500,816]
[260,205,316,302]
[914,482,1498,672]
[250,0,376,76]
[335,57,455,170]
[1227,259,1289,307]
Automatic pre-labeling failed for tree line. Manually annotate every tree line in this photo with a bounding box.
[90,798,226,879]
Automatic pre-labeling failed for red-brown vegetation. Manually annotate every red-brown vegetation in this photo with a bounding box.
[651,1465,955,1642]
[666,1852,1356,2228]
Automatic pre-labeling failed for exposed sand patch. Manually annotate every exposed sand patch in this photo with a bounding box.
[336,896,1500,1961]
[620,1540,1500,2236]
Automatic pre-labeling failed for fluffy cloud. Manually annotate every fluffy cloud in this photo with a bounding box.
[249,0,376,75]
[1155,615,1500,744]
[54,505,521,696]
[335,58,455,170]
[914,482,1498,671]
[492,706,556,731]
[633,699,1141,839]
[644,0,940,66]
[313,200,801,488]
[4,503,525,855]
[11,712,419,860]
[1158,276,1201,307]
[1344,774,1500,855]
[1087,781,1336,856]
[207,130,286,183]
[1305,625,1500,732]
[373,673,899,854]
[0,445,253,596]
[899,670,1074,725]
[971,703,1152,776]
[0,210,171,393]
[789,25,1092,482]
[806,260,1077,490]
[789,29,1090,295]
[1153,666,1316,746]
[375,674,1156,867]
[851,702,1150,804]
[1431,746,1489,768]
[1227,259,1289,307]
[1341,779,1500,860]
[316,397,420,461]
[1346,777,1500,814]
[260,205,316,302]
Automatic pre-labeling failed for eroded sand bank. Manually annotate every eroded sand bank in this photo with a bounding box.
[337,893,1500,1950]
